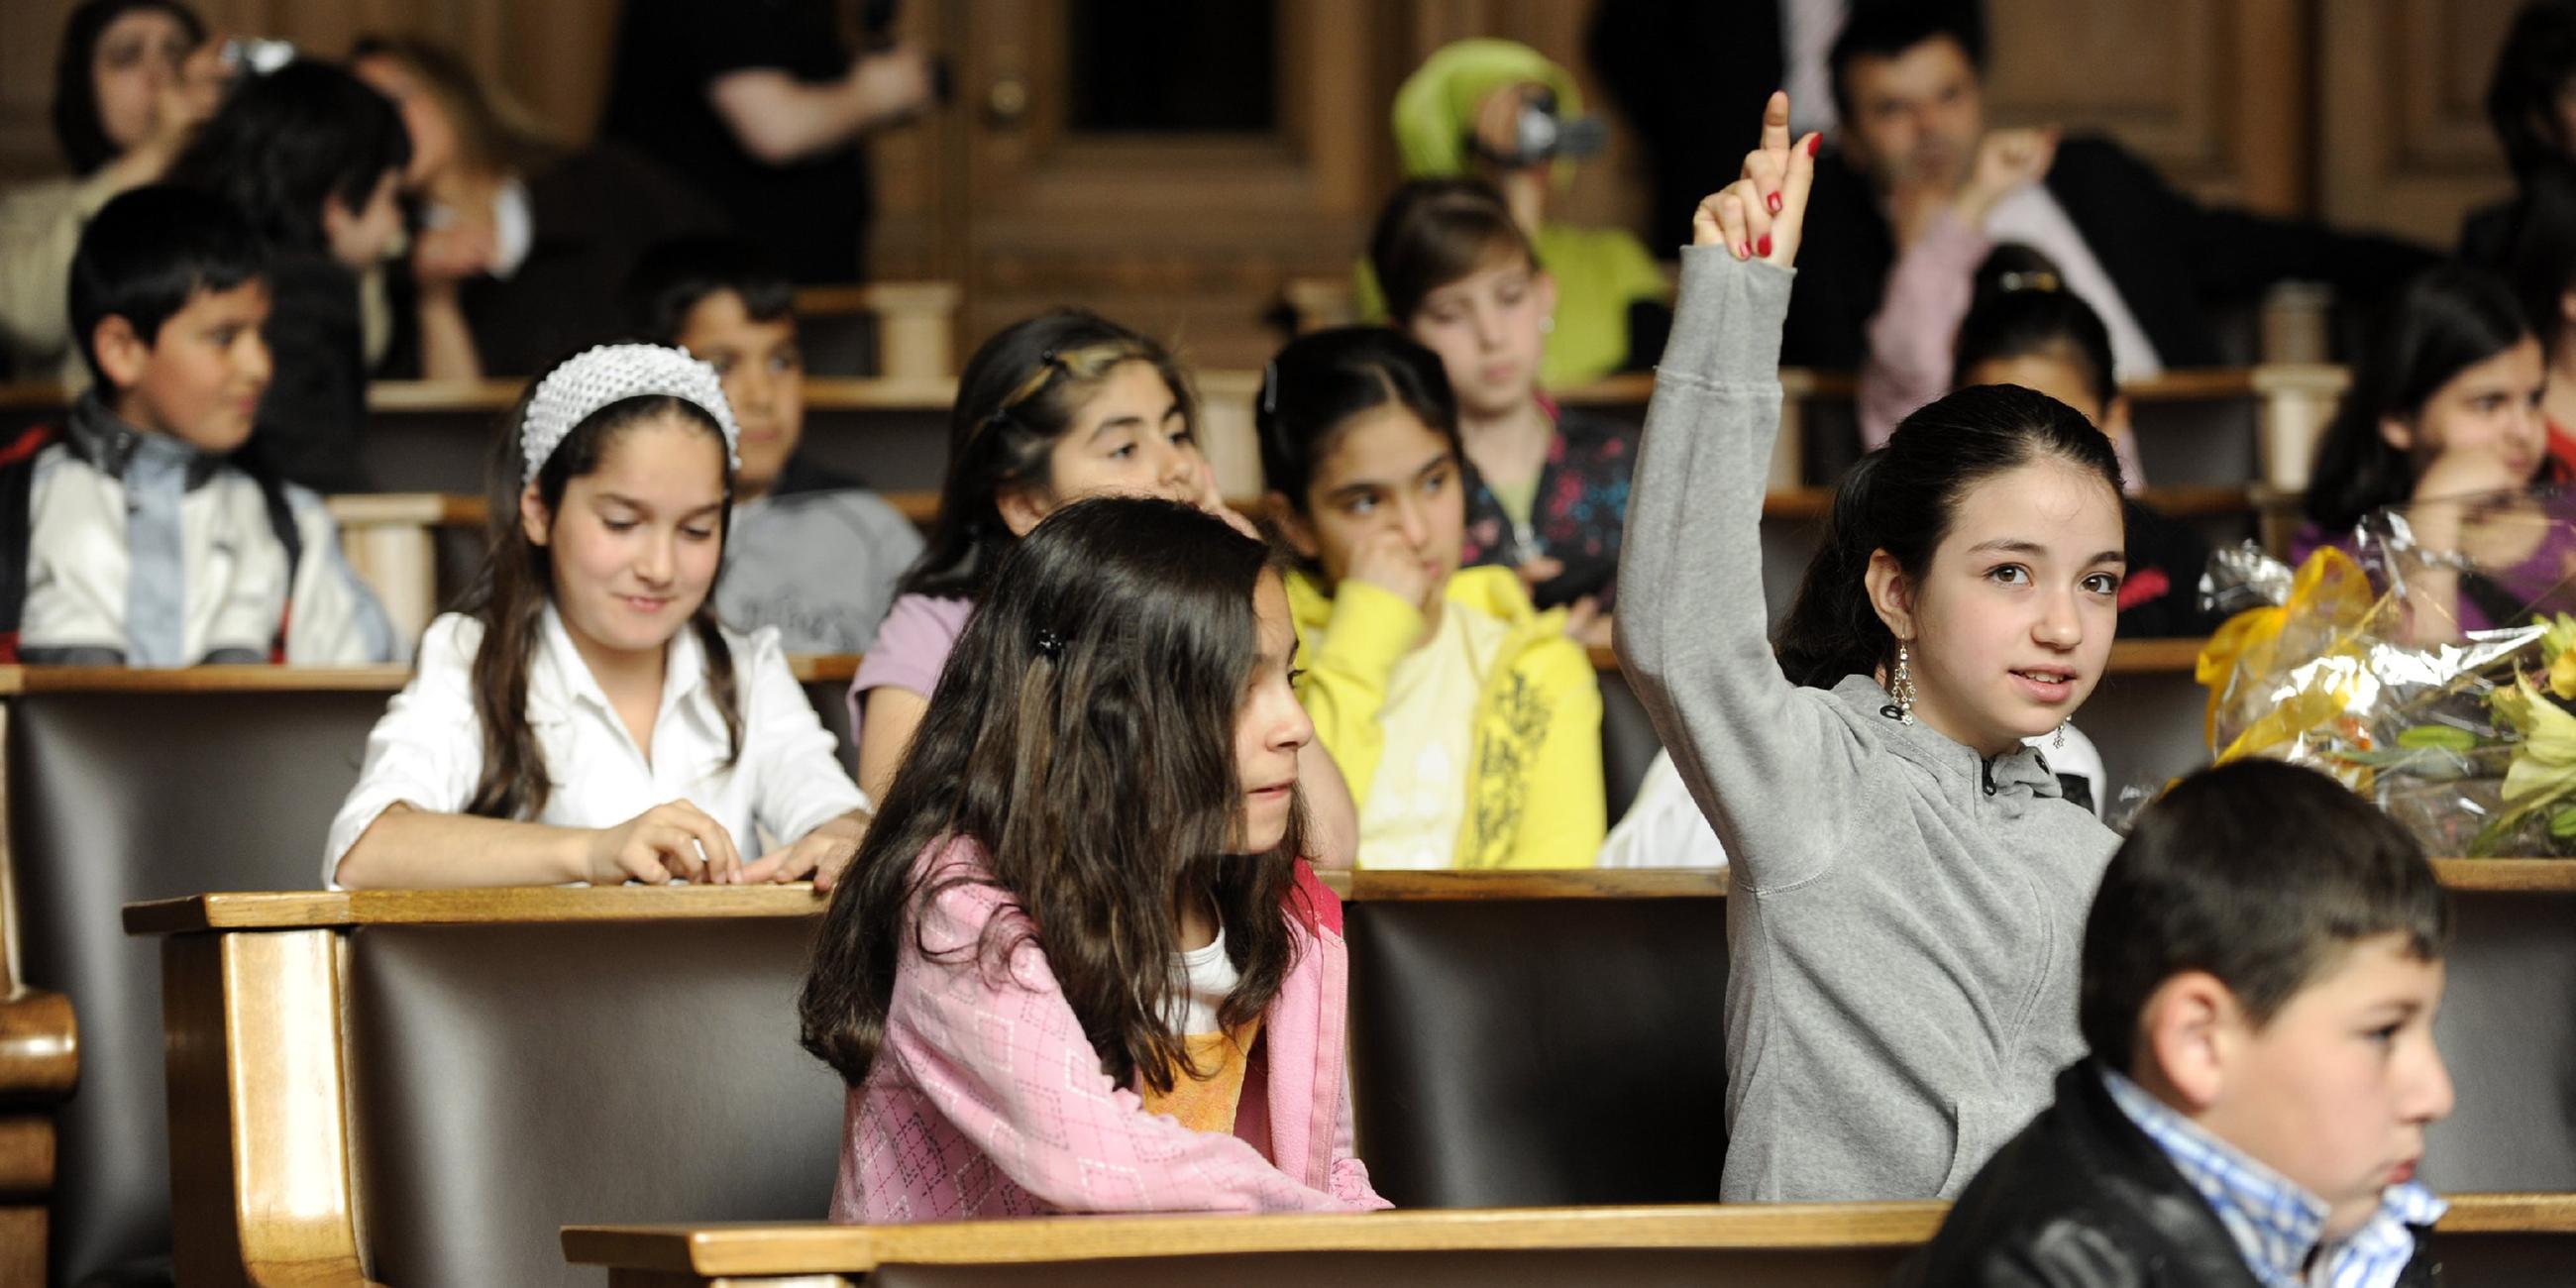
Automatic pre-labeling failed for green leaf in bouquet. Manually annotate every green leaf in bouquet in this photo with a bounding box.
[2550,805,2576,841]
[2396,724,2481,752]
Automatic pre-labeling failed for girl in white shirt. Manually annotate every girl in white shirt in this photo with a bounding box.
[326,343,870,890]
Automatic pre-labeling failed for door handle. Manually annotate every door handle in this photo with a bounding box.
[986,76,1029,128]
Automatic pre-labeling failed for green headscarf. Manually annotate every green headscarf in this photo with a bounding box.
[1390,39,1586,180]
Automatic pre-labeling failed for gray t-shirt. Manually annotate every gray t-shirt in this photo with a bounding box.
[717,486,922,654]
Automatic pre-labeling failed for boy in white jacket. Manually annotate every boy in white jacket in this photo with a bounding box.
[5,184,394,665]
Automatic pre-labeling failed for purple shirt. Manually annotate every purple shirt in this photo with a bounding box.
[2292,519,2576,634]
[847,592,973,733]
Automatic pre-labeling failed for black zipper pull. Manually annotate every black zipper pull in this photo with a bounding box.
[1981,757,1998,797]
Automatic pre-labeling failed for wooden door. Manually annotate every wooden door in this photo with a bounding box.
[917,0,1400,371]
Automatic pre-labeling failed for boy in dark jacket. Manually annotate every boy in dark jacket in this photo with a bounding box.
[1898,759,2454,1287]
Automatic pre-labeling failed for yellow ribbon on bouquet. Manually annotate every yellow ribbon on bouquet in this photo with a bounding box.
[2196,547,2384,767]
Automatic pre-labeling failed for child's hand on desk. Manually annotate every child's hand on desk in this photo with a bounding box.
[740,812,872,891]
[1693,90,1821,268]
[587,801,743,885]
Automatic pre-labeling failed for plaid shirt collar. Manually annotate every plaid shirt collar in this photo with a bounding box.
[2100,1068,2445,1288]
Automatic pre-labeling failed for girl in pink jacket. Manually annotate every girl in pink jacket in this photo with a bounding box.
[799,495,1390,1223]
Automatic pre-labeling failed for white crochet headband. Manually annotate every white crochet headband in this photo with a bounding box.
[520,344,742,487]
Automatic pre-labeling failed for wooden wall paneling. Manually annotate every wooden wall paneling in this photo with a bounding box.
[955,0,1402,372]
[0,0,629,187]
[1981,0,2309,215]
[2320,0,2522,246]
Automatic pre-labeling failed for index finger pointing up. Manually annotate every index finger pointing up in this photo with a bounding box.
[1761,90,1792,156]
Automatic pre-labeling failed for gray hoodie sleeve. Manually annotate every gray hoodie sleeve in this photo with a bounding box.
[1614,247,1863,893]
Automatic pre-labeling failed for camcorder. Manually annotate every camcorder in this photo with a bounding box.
[1472,86,1609,168]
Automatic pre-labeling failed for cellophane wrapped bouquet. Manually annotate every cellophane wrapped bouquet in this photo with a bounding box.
[2199,487,2576,857]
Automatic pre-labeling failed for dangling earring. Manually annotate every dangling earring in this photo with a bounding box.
[1881,644,1917,724]
[2053,720,2068,750]
[1540,314,1556,335]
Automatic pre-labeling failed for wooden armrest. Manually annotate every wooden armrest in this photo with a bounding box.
[0,989,76,1102]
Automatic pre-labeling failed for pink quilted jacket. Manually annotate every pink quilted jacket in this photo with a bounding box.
[830,838,1391,1222]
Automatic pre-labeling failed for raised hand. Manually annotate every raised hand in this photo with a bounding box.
[1955,127,2060,225]
[1691,91,1822,268]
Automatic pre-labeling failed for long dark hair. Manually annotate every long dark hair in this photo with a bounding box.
[1256,325,1462,513]
[899,311,1197,600]
[802,497,1307,1094]
[1774,384,2124,689]
[2508,165,2576,357]
[163,59,410,253]
[458,359,743,820]
[2488,0,2576,181]
[50,0,205,175]
[2305,266,2538,533]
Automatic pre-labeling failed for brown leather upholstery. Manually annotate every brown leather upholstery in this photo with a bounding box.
[348,919,843,1286]
[1344,896,1729,1207]
[11,690,385,1286]
[2424,892,2576,1192]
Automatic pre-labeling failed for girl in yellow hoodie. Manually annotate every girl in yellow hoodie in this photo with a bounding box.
[1256,326,1603,869]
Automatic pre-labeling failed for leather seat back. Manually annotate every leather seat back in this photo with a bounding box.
[12,690,384,1285]
[1345,895,1728,1207]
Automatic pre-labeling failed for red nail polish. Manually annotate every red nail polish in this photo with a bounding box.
[1768,192,1782,214]
[1807,134,1821,157]
[1737,242,1751,260]
[1757,234,1772,258]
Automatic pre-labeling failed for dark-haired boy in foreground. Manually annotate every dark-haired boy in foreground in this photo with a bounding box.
[1897,758,2453,1287]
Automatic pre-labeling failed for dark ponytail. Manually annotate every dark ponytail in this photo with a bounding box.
[1774,383,2123,689]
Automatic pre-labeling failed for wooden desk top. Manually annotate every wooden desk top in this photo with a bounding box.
[0,655,861,695]
[0,366,2342,418]
[562,1204,1943,1276]
[560,1193,2576,1277]
[121,858,2576,936]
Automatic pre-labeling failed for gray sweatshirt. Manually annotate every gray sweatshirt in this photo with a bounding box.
[1615,248,2119,1203]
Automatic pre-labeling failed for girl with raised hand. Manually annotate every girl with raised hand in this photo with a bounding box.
[1258,326,1602,870]
[326,344,870,890]
[851,310,1359,863]
[801,496,1389,1222]
[1619,92,2125,1201]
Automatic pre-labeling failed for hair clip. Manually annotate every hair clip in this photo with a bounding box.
[1259,361,1278,416]
[1996,269,2063,295]
[1033,629,1066,660]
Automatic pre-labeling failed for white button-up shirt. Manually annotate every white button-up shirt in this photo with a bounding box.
[324,606,867,885]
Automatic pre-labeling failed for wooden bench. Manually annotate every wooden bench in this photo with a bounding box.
[560,1194,2576,1287]
[121,866,2576,1286]
[0,364,2351,514]
[0,665,854,1288]
[793,282,963,382]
